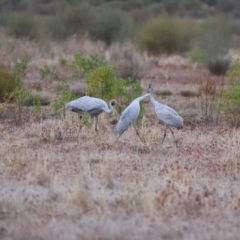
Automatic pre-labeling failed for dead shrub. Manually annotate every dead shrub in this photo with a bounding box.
[198,77,224,125]
[108,43,146,81]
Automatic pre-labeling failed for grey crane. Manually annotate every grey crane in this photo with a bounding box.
[148,83,183,145]
[116,93,150,143]
[66,96,120,135]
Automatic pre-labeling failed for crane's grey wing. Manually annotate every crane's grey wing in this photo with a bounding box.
[66,96,107,115]
[155,107,183,129]
[116,102,140,135]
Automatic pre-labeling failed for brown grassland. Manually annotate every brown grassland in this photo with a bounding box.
[0,33,240,240]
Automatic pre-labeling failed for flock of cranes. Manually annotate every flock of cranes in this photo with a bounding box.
[66,83,183,144]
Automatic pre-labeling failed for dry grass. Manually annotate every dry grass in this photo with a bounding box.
[0,110,240,240]
[0,31,240,240]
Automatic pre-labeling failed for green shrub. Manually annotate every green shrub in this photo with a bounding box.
[13,56,29,80]
[6,87,32,126]
[190,51,207,63]
[0,70,22,102]
[22,94,50,107]
[86,66,117,101]
[71,53,107,79]
[7,12,36,39]
[223,60,240,127]
[138,17,192,55]
[52,87,76,115]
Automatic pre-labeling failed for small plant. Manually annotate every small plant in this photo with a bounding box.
[6,87,32,126]
[0,70,22,102]
[22,94,50,107]
[13,56,29,80]
[71,53,107,79]
[223,60,240,127]
[81,114,93,129]
[52,87,76,117]
[39,65,60,81]
[190,51,207,63]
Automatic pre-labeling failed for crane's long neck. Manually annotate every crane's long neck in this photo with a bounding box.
[150,86,165,108]
[136,93,150,102]
[149,87,155,103]
[106,102,114,114]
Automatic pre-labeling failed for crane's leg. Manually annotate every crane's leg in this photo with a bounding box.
[162,125,168,144]
[169,127,178,146]
[133,123,145,144]
[94,116,100,137]
[77,114,83,138]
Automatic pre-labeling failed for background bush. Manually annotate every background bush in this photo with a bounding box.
[46,4,95,40]
[7,12,37,39]
[109,44,145,81]
[195,17,232,74]
[138,17,192,55]
[89,7,133,46]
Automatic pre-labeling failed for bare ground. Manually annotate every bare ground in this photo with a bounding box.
[0,35,240,240]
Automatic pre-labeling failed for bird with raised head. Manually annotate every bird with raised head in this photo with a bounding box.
[148,83,183,145]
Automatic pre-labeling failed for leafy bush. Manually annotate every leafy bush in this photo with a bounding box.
[71,53,107,79]
[0,70,22,102]
[7,12,36,39]
[89,8,132,46]
[138,17,192,55]
[86,66,117,101]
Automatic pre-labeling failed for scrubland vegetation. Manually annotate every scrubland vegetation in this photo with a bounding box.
[0,0,240,239]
